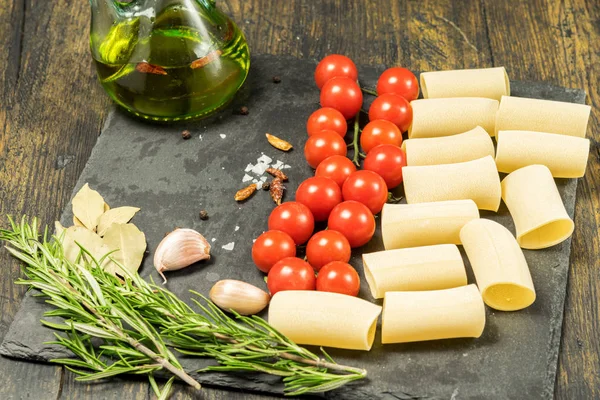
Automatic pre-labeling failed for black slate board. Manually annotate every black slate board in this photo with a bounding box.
[1,54,586,400]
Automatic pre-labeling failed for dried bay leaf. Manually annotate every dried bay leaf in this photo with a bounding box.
[73,216,85,227]
[97,206,140,237]
[72,183,105,231]
[102,223,146,276]
[62,226,110,264]
[54,221,65,238]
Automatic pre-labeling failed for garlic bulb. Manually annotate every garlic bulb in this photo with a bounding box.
[153,228,211,284]
[209,280,270,315]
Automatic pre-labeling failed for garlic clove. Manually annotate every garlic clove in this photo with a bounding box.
[209,279,270,316]
[153,228,211,284]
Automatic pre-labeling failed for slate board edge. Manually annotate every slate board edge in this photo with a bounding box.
[0,54,586,400]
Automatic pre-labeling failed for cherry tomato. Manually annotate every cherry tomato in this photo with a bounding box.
[314,54,358,89]
[368,93,413,132]
[360,119,402,154]
[342,170,388,214]
[307,107,348,137]
[268,202,315,245]
[295,177,342,221]
[267,257,316,295]
[315,155,357,188]
[316,261,360,297]
[252,230,297,273]
[363,144,407,189]
[328,201,376,248]
[376,67,419,101]
[304,130,347,169]
[320,77,363,120]
[306,230,351,271]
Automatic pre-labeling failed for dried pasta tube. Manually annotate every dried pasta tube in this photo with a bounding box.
[362,244,467,299]
[420,67,510,101]
[381,200,479,249]
[460,219,535,311]
[495,96,591,137]
[268,291,382,350]
[495,130,590,178]
[382,284,485,344]
[501,165,574,249]
[403,126,494,166]
[409,98,498,138]
[402,155,501,211]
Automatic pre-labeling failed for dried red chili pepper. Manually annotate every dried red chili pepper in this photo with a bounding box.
[266,168,288,181]
[190,50,223,69]
[270,178,284,205]
[136,62,167,75]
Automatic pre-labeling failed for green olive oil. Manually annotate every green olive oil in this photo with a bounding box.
[93,5,250,121]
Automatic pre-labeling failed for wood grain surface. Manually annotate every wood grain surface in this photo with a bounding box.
[0,0,597,399]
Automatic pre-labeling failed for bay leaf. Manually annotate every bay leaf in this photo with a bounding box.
[97,206,140,237]
[62,226,110,265]
[72,183,105,232]
[54,221,65,238]
[73,216,85,228]
[102,223,146,276]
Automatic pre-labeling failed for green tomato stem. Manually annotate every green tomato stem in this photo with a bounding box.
[360,87,378,96]
[351,113,361,166]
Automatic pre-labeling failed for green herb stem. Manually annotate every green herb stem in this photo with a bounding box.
[351,112,361,166]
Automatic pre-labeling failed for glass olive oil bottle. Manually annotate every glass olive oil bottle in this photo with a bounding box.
[90,0,250,121]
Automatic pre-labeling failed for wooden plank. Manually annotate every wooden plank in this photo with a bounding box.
[0,0,597,398]
[480,1,600,398]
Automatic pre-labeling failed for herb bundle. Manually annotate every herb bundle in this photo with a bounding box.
[0,217,366,398]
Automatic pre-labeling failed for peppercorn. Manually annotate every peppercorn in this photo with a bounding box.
[181,130,192,140]
[272,76,281,83]
[262,182,270,191]
[199,210,209,220]
[239,106,249,115]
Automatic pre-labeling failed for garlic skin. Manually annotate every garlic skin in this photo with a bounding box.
[209,280,270,316]
[154,228,211,284]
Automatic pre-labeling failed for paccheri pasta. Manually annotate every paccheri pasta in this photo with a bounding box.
[402,155,501,211]
[409,98,498,138]
[495,95,591,137]
[420,67,510,101]
[460,219,536,311]
[382,284,486,344]
[403,126,494,166]
[381,200,479,249]
[362,244,467,299]
[268,290,382,350]
[501,165,574,249]
[495,130,590,178]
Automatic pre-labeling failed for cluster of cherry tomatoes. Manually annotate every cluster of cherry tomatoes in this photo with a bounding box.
[252,55,419,299]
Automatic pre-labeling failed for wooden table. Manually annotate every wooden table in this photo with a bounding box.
[1,1,598,398]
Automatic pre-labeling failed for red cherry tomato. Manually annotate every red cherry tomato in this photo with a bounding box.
[251,230,297,273]
[320,77,363,120]
[295,177,342,221]
[376,67,419,101]
[342,170,388,214]
[315,155,357,188]
[268,202,315,245]
[267,257,316,295]
[327,201,376,248]
[363,144,407,189]
[307,107,348,137]
[306,230,351,271]
[314,54,358,89]
[368,93,413,132]
[316,261,360,297]
[360,119,402,154]
[304,130,347,169]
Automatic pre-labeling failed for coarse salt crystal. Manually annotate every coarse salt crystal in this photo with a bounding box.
[222,242,235,251]
[257,154,273,164]
[271,160,284,169]
[220,134,227,139]
[235,226,240,231]
[242,174,253,182]
[281,164,291,169]
[211,238,216,242]
[245,163,254,172]
[251,162,269,175]
[259,176,268,183]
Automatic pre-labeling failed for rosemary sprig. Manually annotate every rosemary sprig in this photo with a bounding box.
[0,217,367,396]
